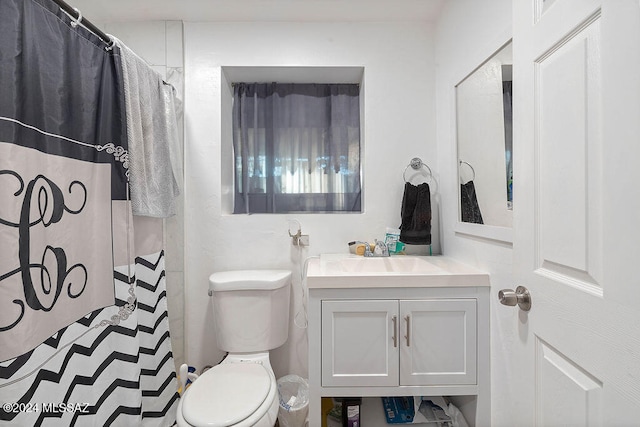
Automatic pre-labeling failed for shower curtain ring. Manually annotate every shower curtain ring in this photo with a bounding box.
[70,8,83,28]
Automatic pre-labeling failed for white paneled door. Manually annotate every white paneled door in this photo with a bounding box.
[511,0,640,425]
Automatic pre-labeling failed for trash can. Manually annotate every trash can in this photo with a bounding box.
[277,375,309,427]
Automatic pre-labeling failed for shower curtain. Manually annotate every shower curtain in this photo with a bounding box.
[0,0,179,425]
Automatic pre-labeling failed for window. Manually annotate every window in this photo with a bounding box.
[232,83,361,213]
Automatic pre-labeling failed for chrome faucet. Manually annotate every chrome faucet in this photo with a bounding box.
[354,241,373,257]
[357,239,390,257]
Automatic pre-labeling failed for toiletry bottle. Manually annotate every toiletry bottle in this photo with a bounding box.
[385,228,401,253]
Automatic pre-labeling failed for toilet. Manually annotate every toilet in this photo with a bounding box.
[176,270,292,427]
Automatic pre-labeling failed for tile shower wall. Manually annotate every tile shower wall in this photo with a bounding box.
[101,21,186,372]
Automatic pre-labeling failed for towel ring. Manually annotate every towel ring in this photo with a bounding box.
[459,160,476,183]
[403,157,432,183]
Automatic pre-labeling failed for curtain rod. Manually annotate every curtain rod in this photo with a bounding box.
[230,82,361,87]
[51,0,113,48]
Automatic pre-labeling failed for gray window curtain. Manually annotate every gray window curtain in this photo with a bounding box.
[232,83,361,213]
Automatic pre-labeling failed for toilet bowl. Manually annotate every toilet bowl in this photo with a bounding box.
[176,353,279,427]
[176,270,292,427]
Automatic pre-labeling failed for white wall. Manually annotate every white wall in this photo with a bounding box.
[183,21,437,378]
[434,1,516,426]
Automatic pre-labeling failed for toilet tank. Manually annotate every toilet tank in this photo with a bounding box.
[208,270,291,353]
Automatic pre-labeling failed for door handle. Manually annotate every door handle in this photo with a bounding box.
[391,315,398,348]
[498,286,531,311]
[404,315,411,347]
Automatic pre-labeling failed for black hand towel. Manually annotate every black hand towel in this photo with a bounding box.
[460,180,484,224]
[399,182,431,245]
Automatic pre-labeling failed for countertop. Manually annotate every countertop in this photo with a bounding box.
[306,254,490,289]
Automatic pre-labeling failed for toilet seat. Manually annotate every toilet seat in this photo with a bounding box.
[182,363,272,427]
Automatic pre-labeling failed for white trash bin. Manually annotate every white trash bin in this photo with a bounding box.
[277,375,309,427]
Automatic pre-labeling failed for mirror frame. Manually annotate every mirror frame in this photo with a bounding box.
[453,37,513,245]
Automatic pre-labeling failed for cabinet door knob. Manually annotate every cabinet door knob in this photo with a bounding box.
[404,315,411,347]
[391,315,398,348]
[498,286,531,311]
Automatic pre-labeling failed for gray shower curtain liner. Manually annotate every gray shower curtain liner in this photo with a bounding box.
[0,0,178,425]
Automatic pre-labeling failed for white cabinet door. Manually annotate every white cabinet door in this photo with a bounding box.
[321,300,399,387]
[399,299,477,386]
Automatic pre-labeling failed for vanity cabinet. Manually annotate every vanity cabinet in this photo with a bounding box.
[306,256,490,427]
[321,299,477,387]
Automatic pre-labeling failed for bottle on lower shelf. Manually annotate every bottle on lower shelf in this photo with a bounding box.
[323,397,362,427]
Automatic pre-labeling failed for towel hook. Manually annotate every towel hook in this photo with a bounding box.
[70,7,83,28]
[403,157,432,183]
[459,160,476,183]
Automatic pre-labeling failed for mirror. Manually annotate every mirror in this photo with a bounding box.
[456,41,513,228]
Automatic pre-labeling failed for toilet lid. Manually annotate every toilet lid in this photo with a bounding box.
[182,363,271,427]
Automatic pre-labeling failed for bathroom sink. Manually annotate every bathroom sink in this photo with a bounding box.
[321,255,443,275]
[307,254,490,288]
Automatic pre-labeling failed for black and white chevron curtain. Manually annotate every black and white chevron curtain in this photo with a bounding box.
[0,0,179,425]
